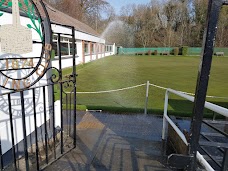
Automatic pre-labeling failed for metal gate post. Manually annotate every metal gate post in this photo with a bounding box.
[71,26,77,148]
[57,33,64,154]
[189,0,223,170]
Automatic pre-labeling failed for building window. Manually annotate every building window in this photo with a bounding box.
[92,44,95,54]
[104,45,113,52]
[52,43,58,56]
[52,35,58,56]
[84,43,89,54]
[53,34,58,41]
[61,41,69,56]
[105,45,113,52]
[52,34,77,57]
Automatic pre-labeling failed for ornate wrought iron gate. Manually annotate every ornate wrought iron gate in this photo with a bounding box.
[0,1,77,170]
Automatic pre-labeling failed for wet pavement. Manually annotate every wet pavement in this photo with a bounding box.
[44,111,171,171]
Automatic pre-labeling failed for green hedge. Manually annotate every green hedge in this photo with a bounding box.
[181,46,188,56]
[120,47,228,56]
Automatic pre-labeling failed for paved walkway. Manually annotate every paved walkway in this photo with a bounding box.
[45,111,171,171]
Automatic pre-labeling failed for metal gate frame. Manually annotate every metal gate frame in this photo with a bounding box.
[190,0,228,170]
[0,1,77,170]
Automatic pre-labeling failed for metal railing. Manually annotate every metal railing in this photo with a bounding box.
[162,88,228,171]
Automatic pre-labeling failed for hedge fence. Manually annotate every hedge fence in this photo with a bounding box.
[119,47,228,56]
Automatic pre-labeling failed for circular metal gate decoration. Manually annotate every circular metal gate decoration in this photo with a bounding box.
[0,0,52,91]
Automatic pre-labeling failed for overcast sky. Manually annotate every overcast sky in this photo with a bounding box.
[106,0,151,14]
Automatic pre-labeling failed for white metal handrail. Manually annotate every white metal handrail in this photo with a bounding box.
[168,88,228,118]
[162,88,228,171]
[162,89,189,145]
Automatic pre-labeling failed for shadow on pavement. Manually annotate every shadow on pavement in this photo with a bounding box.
[45,111,171,171]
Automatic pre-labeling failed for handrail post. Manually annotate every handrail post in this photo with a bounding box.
[162,89,169,158]
[144,81,150,115]
[162,89,169,140]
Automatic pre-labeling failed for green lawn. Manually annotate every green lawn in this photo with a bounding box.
[62,55,228,116]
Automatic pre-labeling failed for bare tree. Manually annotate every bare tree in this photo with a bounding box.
[45,0,114,33]
[135,4,160,47]
[216,6,228,47]
[47,0,228,47]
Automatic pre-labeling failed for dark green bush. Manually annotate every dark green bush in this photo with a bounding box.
[181,46,188,56]
[170,49,174,55]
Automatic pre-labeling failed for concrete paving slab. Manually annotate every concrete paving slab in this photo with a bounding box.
[44,112,171,171]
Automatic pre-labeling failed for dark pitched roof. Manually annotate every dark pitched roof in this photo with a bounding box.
[44,3,99,36]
